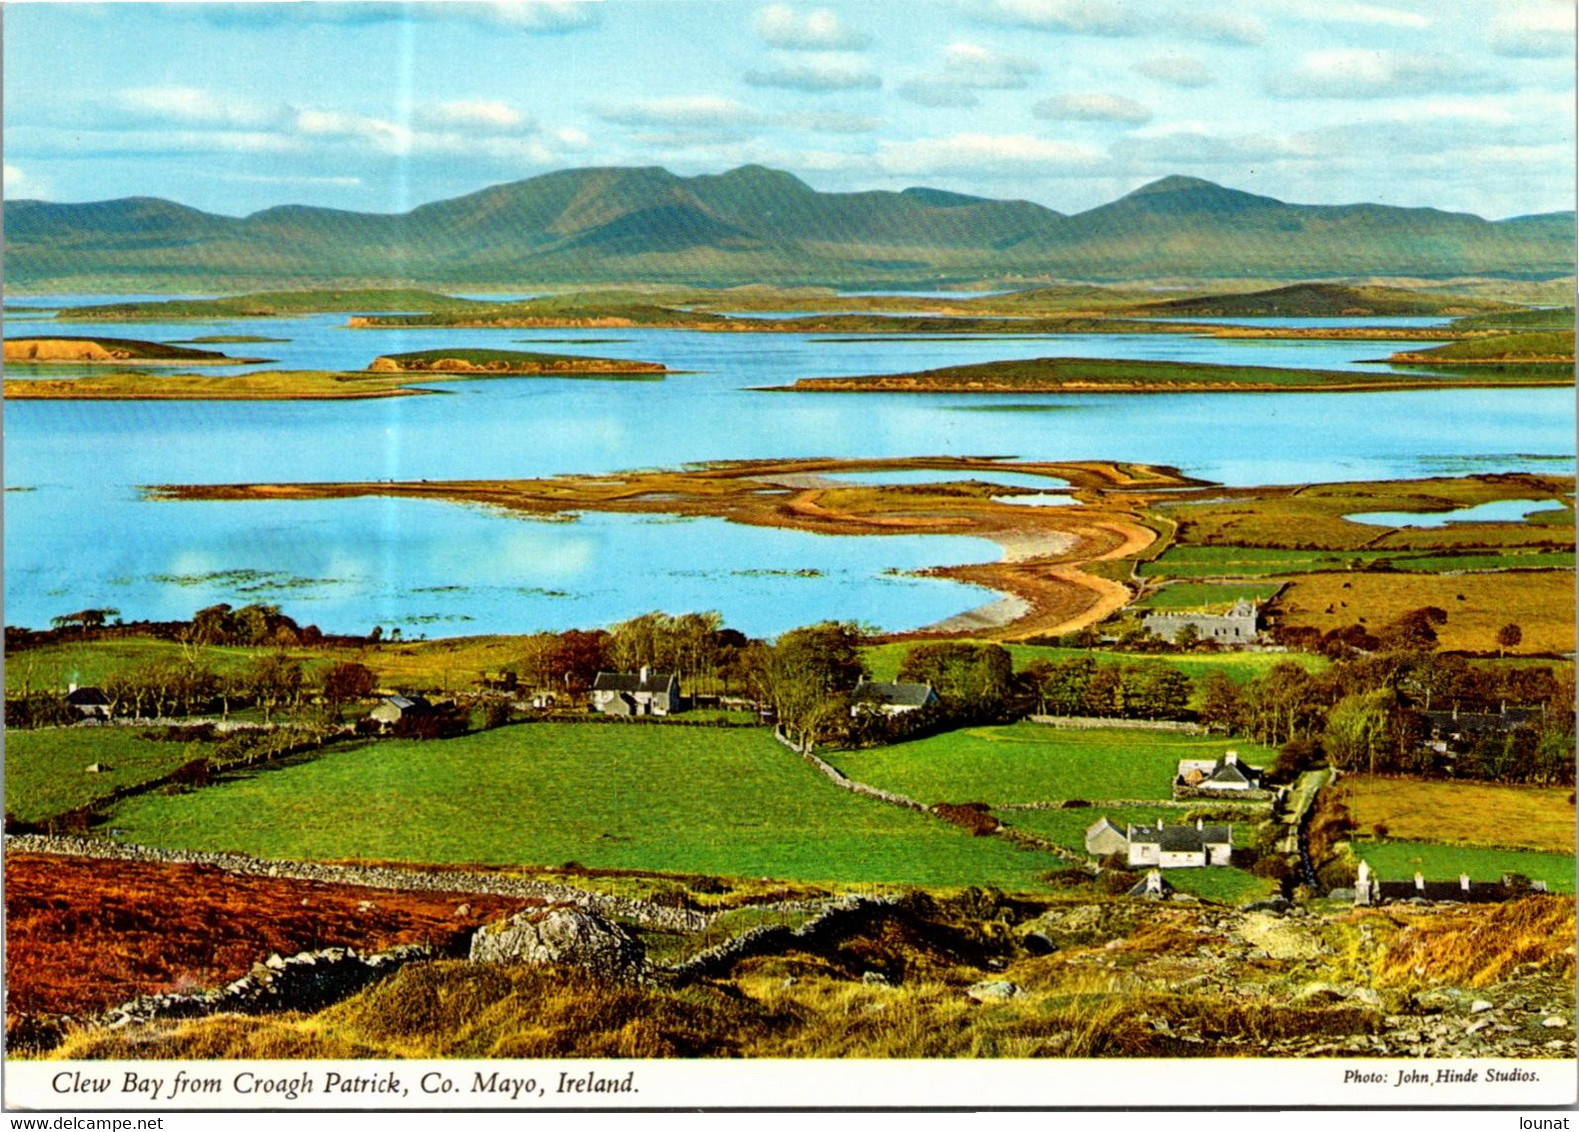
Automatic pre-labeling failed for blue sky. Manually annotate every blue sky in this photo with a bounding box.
[4,0,1573,219]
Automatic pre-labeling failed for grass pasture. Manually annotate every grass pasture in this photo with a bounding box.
[1354,840,1575,894]
[5,728,203,823]
[1339,776,1575,853]
[100,723,1057,890]
[825,724,1275,807]
[1134,582,1284,610]
[1138,544,1575,579]
[1274,569,1575,654]
[861,641,1326,688]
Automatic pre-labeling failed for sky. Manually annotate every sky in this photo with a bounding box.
[3,0,1574,219]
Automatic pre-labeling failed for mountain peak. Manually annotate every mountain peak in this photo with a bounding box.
[708,164,812,192]
[1126,175,1225,198]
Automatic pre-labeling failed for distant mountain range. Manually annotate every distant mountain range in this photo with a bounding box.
[7,165,1574,290]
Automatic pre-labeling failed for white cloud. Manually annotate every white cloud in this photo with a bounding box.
[117,86,287,130]
[1111,127,1312,169]
[754,5,871,50]
[216,173,365,187]
[596,97,764,129]
[1132,56,1214,89]
[781,111,884,134]
[555,127,592,148]
[1267,49,1511,99]
[4,163,46,197]
[294,109,414,156]
[1170,12,1267,46]
[878,133,1101,176]
[414,101,533,134]
[744,62,881,92]
[1034,93,1152,124]
[968,0,1136,37]
[1491,6,1575,59]
[195,2,600,33]
[942,43,1040,87]
[897,43,1040,108]
[1264,1,1431,29]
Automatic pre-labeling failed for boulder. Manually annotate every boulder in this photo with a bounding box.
[469,905,645,982]
[966,980,1022,1002]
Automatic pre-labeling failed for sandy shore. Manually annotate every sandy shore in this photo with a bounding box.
[147,456,1178,640]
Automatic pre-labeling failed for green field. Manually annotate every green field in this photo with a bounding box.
[1134,582,1284,610]
[1392,330,1574,362]
[862,642,1326,687]
[1449,306,1574,331]
[1139,543,1574,578]
[825,724,1275,807]
[5,729,201,823]
[4,639,336,695]
[1355,839,1576,894]
[1162,867,1279,903]
[100,723,1060,889]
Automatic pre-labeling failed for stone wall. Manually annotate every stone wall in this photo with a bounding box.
[99,943,436,1029]
[1029,715,1204,733]
[5,834,708,932]
[669,894,899,982]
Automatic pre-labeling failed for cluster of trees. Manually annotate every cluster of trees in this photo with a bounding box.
[501,612,757,699]
[1203,650,1574,786]
[1020,656,1193,721]
[186,603,321,648]
[7,656,384,729]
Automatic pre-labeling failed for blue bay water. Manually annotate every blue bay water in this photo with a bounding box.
[6,303,1573,636]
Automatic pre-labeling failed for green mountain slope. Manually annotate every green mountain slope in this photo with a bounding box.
[6,166,1573,290]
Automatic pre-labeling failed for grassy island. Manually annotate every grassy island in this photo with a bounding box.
[2,336,270,366]
[368,347,667,376]
[773,356,1574,394]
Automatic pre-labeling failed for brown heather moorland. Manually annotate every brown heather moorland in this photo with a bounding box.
[3,855,536,1021]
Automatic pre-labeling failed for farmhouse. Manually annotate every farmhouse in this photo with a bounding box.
[1176,750,1263,792]
[1354,859,1549,906]
[591,666,681,716]
[850,679,939,717]
[369,694,432,729]
[1143,599,1261,645]
[1126,819,1232,869]
[1084,816,1130,857]
[65,684,111,720]
[1418,706,1543,752]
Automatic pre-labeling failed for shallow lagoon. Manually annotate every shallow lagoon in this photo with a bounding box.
[6,302,1573,636]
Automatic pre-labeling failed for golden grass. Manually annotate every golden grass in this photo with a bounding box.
[1340,776,1576,852]
[1274,570,1574,653]
[1168,475,1572,551]
[1369,897,1576,989]
[3,370,434,401]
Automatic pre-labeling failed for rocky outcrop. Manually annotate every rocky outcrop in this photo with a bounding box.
[469,906,646,982]
[669,894,900,982]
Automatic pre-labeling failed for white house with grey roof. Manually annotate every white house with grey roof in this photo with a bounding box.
[369,694,433,729]
[1176,750,1262,792]
[591,666,681,716]
[1126,819,1232,869]
[850,679,939,717]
